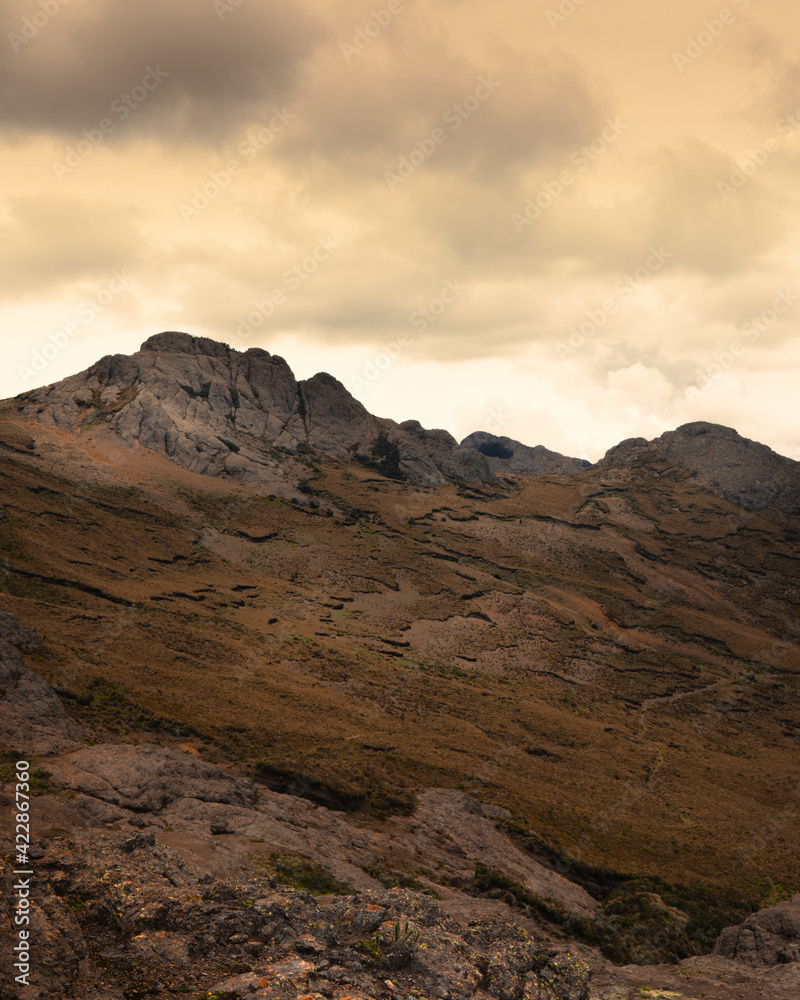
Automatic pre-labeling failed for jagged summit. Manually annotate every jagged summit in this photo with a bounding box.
[10,332,490,491]
[140,330,235,355]
[6,333,800,513]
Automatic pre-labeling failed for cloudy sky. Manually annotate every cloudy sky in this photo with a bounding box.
[2,0,799,461]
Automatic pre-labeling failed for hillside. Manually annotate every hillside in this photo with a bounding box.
[0,334,798,997]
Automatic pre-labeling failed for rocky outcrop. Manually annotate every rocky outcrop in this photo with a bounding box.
[599,422,800,512]
[0,828,593,1000]
[0,635,795,998]
[0,611,82,756]
[402,421,490,482]
[11,335,800,512]
[415,790,597,918]
[43,744,594,917]
[461,432,591,476]
[714,894,800,966]
[9,332,490,489]
[48,743,256,812]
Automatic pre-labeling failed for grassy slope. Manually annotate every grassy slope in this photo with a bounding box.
[0,422,798,913]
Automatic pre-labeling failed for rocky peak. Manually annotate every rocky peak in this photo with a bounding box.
[599,422,800,512]
[140,331,232,357]
[8,333,491,490]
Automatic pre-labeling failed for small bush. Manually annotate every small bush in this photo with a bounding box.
[253,851,353,895]
[357,921,420,969]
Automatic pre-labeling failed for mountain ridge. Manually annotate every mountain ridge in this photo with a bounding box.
[5,331,800,516]
[0,333,799,997]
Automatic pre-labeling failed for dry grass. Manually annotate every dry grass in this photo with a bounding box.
[0,420,798,909]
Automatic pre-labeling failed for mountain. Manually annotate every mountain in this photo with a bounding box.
[0,333,799,998]
[11,331,490,491]
[461,431,591,475]
[599,421,800,514]
[12,333,800,517]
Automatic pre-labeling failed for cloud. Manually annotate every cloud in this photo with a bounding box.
[0,0,324,139]
[283,31,609,180]
[0,196,144,301]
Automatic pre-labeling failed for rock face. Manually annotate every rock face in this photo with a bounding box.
[415,790,597,918]
[403,421,491,482]
[0,645,598,998]
[49,743,257,812]
[714,894,800,966]
[461,432,591,476]
[0,830,593,1000]
[599,422,800,513]
[10,334,800,512]
[9,332,489,489]
[43,747,594,917]
[0,611,82,755]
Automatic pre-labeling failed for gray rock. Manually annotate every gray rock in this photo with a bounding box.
[714,893,800,966]
[461,432,591,475]
[9,332,491,489]
[0,611,83,756]
[599,422,800,512]
[402,421,491,483]
[0,610,42,653]
[415,789,598,918]
[47,744,257,812]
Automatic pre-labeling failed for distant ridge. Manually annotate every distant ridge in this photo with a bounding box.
[461,431,591,475]
[5,332,799,512]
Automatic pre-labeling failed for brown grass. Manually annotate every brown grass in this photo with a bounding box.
[0,419,798,906]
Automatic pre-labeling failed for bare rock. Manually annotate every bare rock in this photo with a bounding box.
[403,421,491,482]
[0,611,42,653]
[10,332,491,489]
[461,431,591,475]
[599,421,800,512]
[714,893,800,966]
[0,611,83,756]
[415,789,598,918]
[47,744,257,812]
[0,871,90,1000]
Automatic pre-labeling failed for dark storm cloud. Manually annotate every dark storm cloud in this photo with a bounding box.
[283,33,609,178]
[1,0,324,138]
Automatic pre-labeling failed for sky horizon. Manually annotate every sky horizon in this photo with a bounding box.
[2,0,799,462]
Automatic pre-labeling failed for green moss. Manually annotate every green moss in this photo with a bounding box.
[252,851,354,895]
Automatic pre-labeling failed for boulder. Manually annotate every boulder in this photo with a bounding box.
[714,893,800,966]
